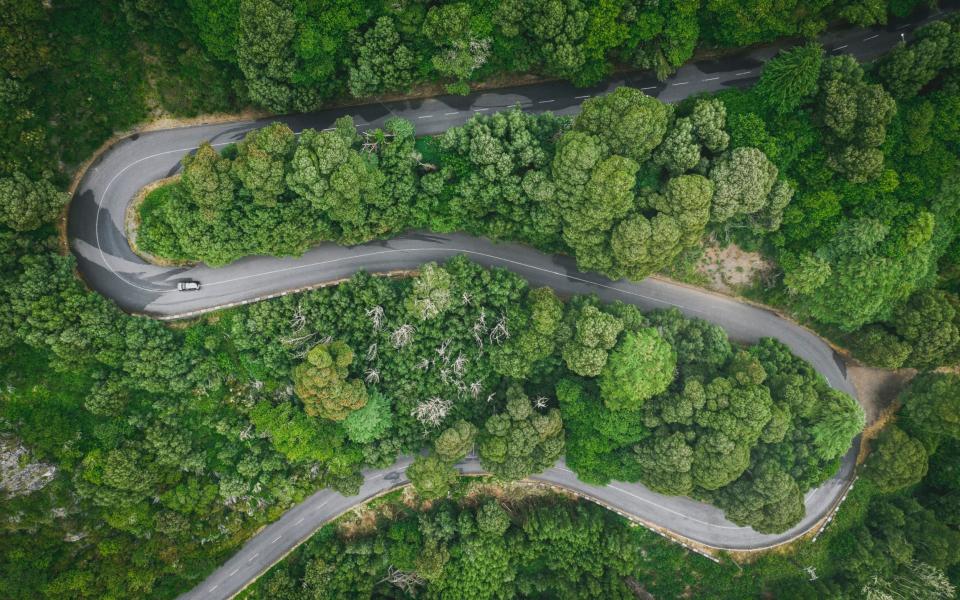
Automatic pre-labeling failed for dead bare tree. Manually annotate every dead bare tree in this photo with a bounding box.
[415,357,431,371]
[365,305,385,331]
[380,566,425,594]
[533,396,548,409]
[391,324,414,349]
[489,314,510,345]
[452,352,468,377]
[461,292,473,306]
[469,380,483,400]
[411,397,452,427]
[435,339,451,363]
[290,302,306,332]
[364,369,381,384]
[366,343,378,362]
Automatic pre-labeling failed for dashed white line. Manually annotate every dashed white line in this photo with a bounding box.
[417,115,433,119]
[703,76,720,81]
[863,34,879,41]
[672,81,689,86]
[473,107,488,112]
[834,44,848,51]
[538,99,555,104]
[247,553,259,562]
[574,95,591,99]
[229,568,239,577]
[641,86,657,90]
[295,517,305,525]
[209,585,218,592]
[271,535,282,544]
[444,111,458,115]
[735,71,751,76]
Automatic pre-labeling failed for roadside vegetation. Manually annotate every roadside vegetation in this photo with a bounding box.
[1,1,959,599]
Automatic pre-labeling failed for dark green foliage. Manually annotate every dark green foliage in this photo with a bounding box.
[754,43,824,115]
[478,385,564,480]
[865,426,928,492]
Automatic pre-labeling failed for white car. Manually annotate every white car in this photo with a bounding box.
[177,280,201,291]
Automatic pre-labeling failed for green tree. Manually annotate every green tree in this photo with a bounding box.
[634,431,695,495]
[714,461,804,533]
[0,172,67,231]
[407,454,458,500]
[478,386,564,480]
[233,122,296,206]
[865,426,928,492]
[754,43,824,115]
[179,143,235,219]
[292,340,368,421]
[347,16,417,97]
[434,420,477,463]
[891,290,960,370]
[561,305,623,377]
[810,389,865,461]
[342,388,392,443]
[406,262,453,320]
[900,373,960,446]
[573,87,670,162]
[708,147,779,222]
[599,328,676,411]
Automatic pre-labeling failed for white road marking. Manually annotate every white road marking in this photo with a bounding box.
[473,107,488,112]
[735,71,751,76]
[229,569,239,576]
[672,81,689,86]
[538,99,555,103]
[574,95,590,99]
[863,34,879,41]
[248,553,259,562]
[703,76,720,81]
[896,23,911,30]
[641,86,657,90]
[417,115,433,119]
[444,111,458,115]
[209,585,218,592]
[295,517,305,525]
[271,535,282,544]
[834,44,848,51]
[322,127,334,131]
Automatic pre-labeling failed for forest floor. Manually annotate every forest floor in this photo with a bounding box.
[695,242,774,294]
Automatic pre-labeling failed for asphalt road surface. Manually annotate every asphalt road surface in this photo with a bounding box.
[64,10,948,600]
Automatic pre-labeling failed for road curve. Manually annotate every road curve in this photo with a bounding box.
[63,13,947,600]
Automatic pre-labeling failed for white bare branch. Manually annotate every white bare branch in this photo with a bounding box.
[364,369,380,384]
[533,396,548,409]
[366,343,378,362]
[391,324,415,349]
[380,566,425,594]
[411,397,452,427]
[452,352,468,377]
[489,314,510,345]
[416,358,432,371]
[365,306,385,331]
[461,292,473,306]
[290,302,306,332]
[469,381,483,400]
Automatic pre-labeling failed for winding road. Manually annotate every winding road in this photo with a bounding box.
[64,11,948,600]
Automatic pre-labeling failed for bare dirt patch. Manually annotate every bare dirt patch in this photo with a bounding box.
[695,241,774,294]
[847,364,917,463]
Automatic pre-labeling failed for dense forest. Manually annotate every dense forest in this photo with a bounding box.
[137,14,960,374]
[2,1,960,599]
[247,379,960,599]
[1,255,863,597]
